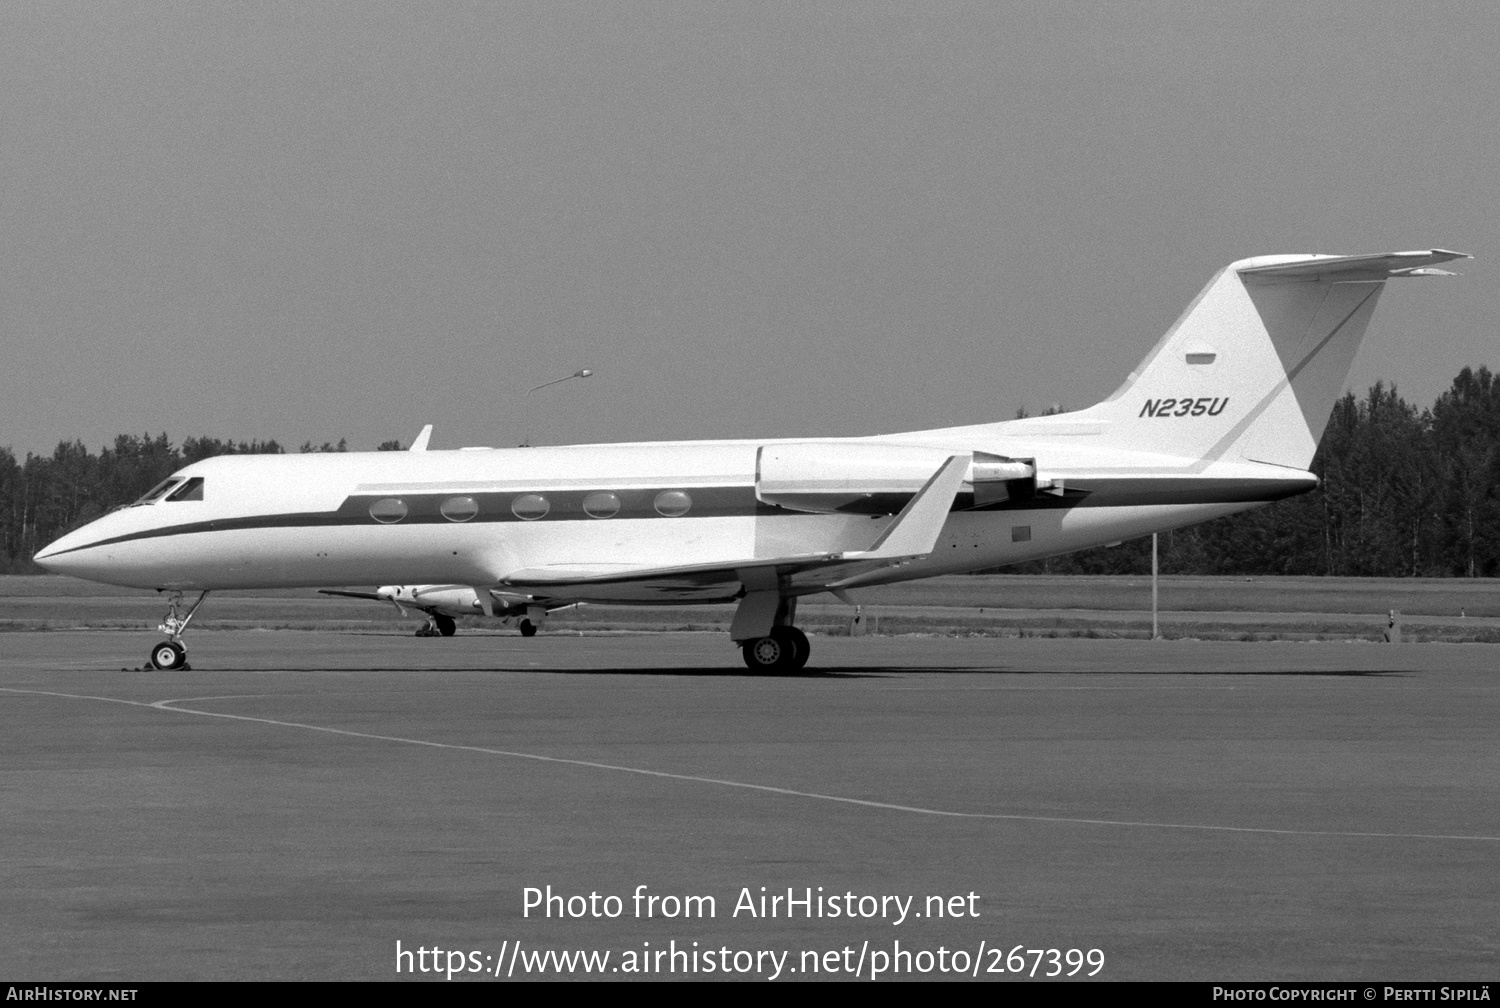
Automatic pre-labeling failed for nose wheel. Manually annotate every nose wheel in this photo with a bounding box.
[146,591,209,670]
[740,626,810,673]
[150,640,188,670]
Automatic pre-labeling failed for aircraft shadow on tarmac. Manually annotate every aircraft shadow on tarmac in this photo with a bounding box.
[928,667,1411,678]
[140,665,1411,678]
[171,665,891,678]
[488,666,1410,679]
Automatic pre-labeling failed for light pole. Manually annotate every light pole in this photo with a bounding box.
[1151,532,1160,640]
[521,369,593,447]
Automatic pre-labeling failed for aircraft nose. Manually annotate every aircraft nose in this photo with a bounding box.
[32,513,123,579]
[33,532,94,575]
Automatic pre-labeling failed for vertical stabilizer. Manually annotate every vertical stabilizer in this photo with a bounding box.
[1041,250,1468,469]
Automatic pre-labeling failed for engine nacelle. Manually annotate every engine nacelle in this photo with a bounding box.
[755,443,1037,512]
[380,585,486,615]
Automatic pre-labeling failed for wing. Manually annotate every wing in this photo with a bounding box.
[500,453,971,602]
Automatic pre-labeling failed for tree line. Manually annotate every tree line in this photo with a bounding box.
[0,435,377,573]
[5,368,1500,577]
[1013,366,1500,577]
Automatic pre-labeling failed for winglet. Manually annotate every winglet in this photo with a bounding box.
[409,425,433,452]
[844,453,970,561]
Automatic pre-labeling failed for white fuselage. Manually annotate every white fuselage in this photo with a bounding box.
[34,429,1312,603]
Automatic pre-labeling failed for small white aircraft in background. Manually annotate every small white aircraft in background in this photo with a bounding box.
[318,584,573,637]
[35,249,1468,672]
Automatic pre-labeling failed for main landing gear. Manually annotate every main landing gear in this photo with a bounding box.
[147,591,210,670]
[516,605,546,637]
[734,593,811,673]
[740,626,810,673]
[415,614,456,637]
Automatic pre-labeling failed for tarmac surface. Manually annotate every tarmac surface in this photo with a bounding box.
[2,629,1497,982]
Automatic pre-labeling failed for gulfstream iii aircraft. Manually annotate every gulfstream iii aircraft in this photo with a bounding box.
[318,584,570,637]
[35,249,1468,672]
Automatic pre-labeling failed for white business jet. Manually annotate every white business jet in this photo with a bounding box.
[317,584,568,637]
[35,249,1467,672]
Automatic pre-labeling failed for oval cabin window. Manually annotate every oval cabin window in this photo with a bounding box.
[511,494,549,520]
[440,496,479,522]
[654,490,692,517]
[582,491,621,519]
[369,498,408,524]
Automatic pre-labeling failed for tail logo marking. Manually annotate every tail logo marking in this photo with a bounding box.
[1139,397,1229,419]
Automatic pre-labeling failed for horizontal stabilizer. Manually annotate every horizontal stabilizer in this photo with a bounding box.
[1237,249,1469,281]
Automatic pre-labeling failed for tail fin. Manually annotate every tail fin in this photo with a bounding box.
[1024,249,1468,469]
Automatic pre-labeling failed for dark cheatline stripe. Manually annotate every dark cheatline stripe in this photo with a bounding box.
[38,476,1316,558]
[338,486,768,524]
[38,509,355,557]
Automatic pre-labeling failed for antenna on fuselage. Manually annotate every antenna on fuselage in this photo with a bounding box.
[521,369,593,447]
[409,425,433,452]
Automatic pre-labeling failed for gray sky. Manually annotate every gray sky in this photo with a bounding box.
[3,1,1497,457]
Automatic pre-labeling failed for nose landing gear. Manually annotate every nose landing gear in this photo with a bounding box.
[517,604,546,637]
[148,591,210,670]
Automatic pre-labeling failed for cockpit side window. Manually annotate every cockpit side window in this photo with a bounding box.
[132,477,184,506]
[166,477,204,502]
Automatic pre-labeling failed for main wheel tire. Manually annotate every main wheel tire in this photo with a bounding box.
[741,627,807,673]
[741,634,787,671]
[784,626,810,671]
[150,641,187,671]
[519,619,537,637]
[415,625,434,637]
[434,614,456,637]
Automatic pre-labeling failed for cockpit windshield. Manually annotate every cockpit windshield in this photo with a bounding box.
[165,477,204,501]
[131,477,184,506]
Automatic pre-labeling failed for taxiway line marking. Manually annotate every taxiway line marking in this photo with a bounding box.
[5,686,1497,843]
[149,694,269,707]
